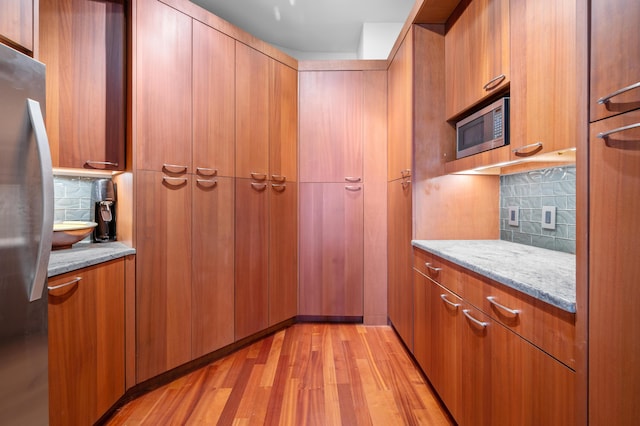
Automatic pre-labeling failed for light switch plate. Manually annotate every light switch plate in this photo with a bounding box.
[508,206,519,226]
[542,206,557,230]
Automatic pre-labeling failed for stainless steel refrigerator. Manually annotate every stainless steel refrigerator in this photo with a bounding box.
[0,43,54,424]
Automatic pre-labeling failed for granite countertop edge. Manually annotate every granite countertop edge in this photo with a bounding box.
[412,240,576,313]
[48,242,136,277]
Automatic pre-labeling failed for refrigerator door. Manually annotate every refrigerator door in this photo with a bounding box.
[0,44,52,424]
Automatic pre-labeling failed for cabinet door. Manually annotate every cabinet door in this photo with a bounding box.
[509,0,579,158]
[135,0,192,172]
[192,21,235,178]
[236,44,269,179]
[48,260,125,426]
[0,0,34,54]
[299,71,363,183]
[269,181,297,326]
[445,0,510,119]
[40,0,125,170]
[136,171,192,381]
[235,178,269,340]
[590,0,640,121]
[299,182,364,317]
[387,179,413,349]
[589,111,640,425]
[191,176,235,358]
[270,60,298,182]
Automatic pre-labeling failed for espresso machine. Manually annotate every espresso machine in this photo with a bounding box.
[92,178,117,242]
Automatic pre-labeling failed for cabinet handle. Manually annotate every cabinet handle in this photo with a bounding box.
[86,160,119,169]
[271,183,286,192]
[196,167,217,176]
[400,169,411,178]
[250,172,267,181]
[163,163,188,174]
[345,176,361,182]
[162,177,188,187]
[401,180,411,189]
[596,122,640,139]
[345,185,362,191]
[425,262,442,273]
[512,142,543,157]
[251,182,267,191]
[483,74,506,91]
[487,296,520,317]
[48,277,82,291]
[440,294,460,308]
[463,309,488,329]
[271,174,286,182]
[196,179,217,188]
[597,81,640,105]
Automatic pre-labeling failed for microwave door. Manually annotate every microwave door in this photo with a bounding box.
[459,115,485,154]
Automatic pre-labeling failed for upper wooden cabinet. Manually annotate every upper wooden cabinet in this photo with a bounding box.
[509,0,580,158]
[0,0,35,55]
[445,0,510,120]
[590,0,640,122]
[40,0,125,171]
[135,0,192,173]
[299,71,363,183]
[270,60,298,182]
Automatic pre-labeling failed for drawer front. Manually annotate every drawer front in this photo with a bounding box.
[413,248,459,294]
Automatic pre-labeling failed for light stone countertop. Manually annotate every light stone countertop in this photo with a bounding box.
[412,240,576,313]
[48,242,136,277]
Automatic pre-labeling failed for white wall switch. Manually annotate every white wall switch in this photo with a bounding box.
[508,206,519,226]
[542,206,557,230]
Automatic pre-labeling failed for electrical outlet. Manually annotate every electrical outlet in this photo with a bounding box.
[508,206,519,226]
[542,206,557,230]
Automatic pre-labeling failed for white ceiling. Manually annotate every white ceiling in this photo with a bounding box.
[190,0,415,59]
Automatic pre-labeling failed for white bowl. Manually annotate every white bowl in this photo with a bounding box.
[52,221,97,250]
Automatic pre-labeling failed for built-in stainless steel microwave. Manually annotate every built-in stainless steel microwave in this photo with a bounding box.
[456,97,509,159]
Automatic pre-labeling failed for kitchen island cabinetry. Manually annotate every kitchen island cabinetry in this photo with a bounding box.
[40,0,125,171]
[0,0,35,55]
[445,0,510,120]
[48,259,125,426]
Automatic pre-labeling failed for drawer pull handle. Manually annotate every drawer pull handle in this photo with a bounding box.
[440,294,460,308]
[487,296,520,317]
[271,183,286,192]
[196,167,217,176]
[401,180,411,189]
[512,142,543,157]
[400,169,411,178]
[86,160,118,169]
[596,122,640,139]
[162,177,188,187]
[425,262,442,273]
[196,179,217,188]
[345,176,361,182]
[48,277,82,291]
[250,172,267,181]
[597,81,640,105]
[163,163,188,174]
[483,74,506,91]
[251,182,267,191]
[345,185,362,192]
[463,309,488,329]
[271,174,286,182]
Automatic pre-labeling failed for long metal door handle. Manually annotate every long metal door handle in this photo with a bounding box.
[48,277,82,291]
[597,81,640,104]
[483,74,506,91]
[163,163,188,174]
[596,122,640,139]
[512,142,543,156]
[345,185,362,191]
[196,167,217,176]
[27,99,54,302]
[463,309,488,329]
[440,294,461,308]
[86,160,119,169]
[487,296,520,316]
[345,176,361,182]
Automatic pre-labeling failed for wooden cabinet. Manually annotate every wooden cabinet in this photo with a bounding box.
[135,171,192,382]
[589,110,640,425]
[48,259,125,425]
[270,60,298,182]
[445,0,510,119]
[509,0,580,158]
[0,0,35,55]
[299,71,363,183]
[135,0,192,172]
[40,0,125,170]
[299,182,364,317]
[590,0,640,121]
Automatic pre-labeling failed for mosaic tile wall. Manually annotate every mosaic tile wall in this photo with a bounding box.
[500,165,576,254]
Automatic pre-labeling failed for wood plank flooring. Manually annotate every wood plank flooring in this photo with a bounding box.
[106,323,453,425]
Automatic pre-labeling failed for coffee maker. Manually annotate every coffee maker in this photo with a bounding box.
[92,178,117,242]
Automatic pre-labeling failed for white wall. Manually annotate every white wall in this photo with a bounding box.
[357,22,404,59]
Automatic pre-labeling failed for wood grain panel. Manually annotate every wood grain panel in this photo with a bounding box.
[192,176,235,358]
[124,254,136,391]
[135,0,192,172]
[235,43,269,179]
[0,0,34,53]
[414,0,462,24]
[299,183,364,316]
[192,21,235,177]
[135,171,192,381]
[235,178,269,340]
[269,60,298,181]
[299,71,363,183]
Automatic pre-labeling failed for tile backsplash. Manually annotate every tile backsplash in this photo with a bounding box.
[500,165,576,254]
[54,176,97,223]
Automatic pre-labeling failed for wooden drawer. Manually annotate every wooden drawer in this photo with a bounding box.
[413,247,459,295]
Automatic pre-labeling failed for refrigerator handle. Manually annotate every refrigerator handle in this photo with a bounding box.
[27,99,54,302]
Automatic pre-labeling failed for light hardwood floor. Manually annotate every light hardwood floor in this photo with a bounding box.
[106,323,453,425]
